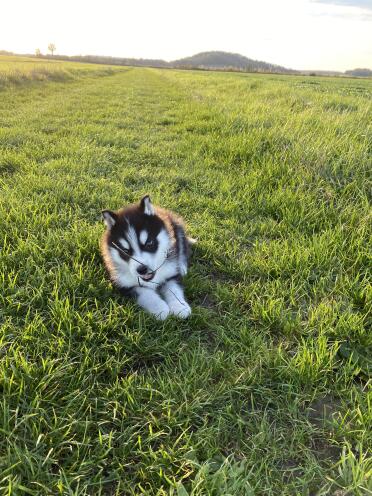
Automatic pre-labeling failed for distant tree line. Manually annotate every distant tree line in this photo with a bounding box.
[31,50,296,73]
[1,48,371,77]
[345,68,372,77]
[48,54,169,68]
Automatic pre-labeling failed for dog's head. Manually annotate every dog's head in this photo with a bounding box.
[102,195,171,282]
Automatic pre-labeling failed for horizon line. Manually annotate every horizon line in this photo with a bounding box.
[1,48,371,73]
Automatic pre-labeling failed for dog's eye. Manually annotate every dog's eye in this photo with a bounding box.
[112,242,130,255]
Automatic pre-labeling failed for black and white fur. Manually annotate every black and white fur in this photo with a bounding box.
[100,195,192,320]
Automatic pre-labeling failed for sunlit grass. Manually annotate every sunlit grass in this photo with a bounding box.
[0,64,371,494]
[0,55,124,87]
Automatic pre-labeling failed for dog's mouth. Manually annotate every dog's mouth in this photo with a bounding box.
[140,271,156,282]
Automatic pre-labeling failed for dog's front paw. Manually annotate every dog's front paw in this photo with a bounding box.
[177,303,192,319]
[136,288,170,320]
[150,300,170,320]
[169,301,191,319]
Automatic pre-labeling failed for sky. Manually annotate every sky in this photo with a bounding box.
[1,0,371,71]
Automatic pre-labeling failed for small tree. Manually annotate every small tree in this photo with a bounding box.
[48,43,56,56]
[35,48,42,57]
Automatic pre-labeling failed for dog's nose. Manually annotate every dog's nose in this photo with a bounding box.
[137,264,148,275]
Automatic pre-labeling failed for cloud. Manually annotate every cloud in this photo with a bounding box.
[313,0,372,9]
[311,0,372,20]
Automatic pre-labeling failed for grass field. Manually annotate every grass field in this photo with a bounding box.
[0,56,371,495]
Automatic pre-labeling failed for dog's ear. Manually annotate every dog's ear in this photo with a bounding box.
[102,210,117,228]
[140,195,154,216]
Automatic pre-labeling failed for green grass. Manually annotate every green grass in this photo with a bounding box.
[0,58,371,495]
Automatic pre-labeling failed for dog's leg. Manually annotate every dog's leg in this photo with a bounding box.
[133,287,170,320]
[160,279,191,319]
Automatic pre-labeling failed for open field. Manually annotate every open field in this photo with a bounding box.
[0,57,371,494]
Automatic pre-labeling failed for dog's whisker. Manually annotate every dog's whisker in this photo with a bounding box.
[163,287,186,306]
[153,257,168,273]
[111,242,143,266]
[113,241,173,281]
[142,279,185,306]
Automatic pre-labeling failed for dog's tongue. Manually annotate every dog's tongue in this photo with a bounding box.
[142,272,155,281]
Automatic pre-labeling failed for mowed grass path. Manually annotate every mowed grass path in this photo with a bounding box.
[0,65,371,494]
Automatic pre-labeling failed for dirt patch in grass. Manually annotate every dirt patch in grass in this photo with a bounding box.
[311,436,341,463]
[306,395,342,428]
[119,354,166,376]
[199,293,219,311]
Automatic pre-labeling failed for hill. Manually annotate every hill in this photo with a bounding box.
[172,50,296,73]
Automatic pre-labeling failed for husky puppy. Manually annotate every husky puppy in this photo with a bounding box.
[100,195,192,320]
